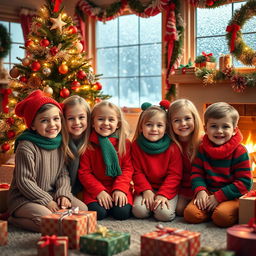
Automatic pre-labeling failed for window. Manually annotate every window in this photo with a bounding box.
[0,21,24,71]
[96,14,162,108]
[196,1,256,67]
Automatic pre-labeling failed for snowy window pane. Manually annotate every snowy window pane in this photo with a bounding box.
[11,43,24,63]
[119,15,138,46]
[10,22,24,44]
[100,78,119,105]
[119,77,139,107]
[119,46,138,77]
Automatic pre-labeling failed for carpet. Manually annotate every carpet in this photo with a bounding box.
[1,216,227,256]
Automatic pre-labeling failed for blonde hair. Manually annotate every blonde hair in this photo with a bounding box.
[91,101,130,156]
[62,95,91,160]
[204,102,239,127]
[167,99,203,161]
[133,105,167,141]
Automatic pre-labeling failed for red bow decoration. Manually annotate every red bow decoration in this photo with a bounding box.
[226,24,240,52]
[0,183,10,189]
[245,190,256,197]
[202,51,213,62]
[0,88,12,113]
[52,0,63,12]
[39,235,60,256]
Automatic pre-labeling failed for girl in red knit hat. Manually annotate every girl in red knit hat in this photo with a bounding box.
[78,101,134,220]
[132,102,183,221]
[7,90,87,232]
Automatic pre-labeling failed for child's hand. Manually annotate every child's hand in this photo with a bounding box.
[97,191,113,210]
[207,195,219,212]
[193,190,208,210]
[112,190,128,207]
[57,196,71,209]
[153,195,170,210]
[47,200,59,212]
[142,190,155,210]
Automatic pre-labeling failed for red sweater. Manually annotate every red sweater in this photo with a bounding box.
[78,132,134,205]
[131,140,183,200]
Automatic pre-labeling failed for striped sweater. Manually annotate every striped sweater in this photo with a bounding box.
[191,130,252,202]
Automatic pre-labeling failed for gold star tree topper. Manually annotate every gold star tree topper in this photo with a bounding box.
[50,14,67,32]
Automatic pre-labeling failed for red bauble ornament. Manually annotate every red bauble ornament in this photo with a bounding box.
[6,117,15,125]
[60,88,70,98]
[40,38,50,47]
[95,82,102,90]
[7,130,16,139]
[58,63,69,74]
[76,70,87,80]
[25,40,33,47]
[31,61,41,72]
[19,76,28,83]
[68,25,78,34]
[3,106,9,113]
[71,80,81,90]
[50,46,58,56]
[206,0,214,6]
[1,142,10,152]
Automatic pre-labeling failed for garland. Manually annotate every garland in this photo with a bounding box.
[0,24,11,59]
[189,0,230,8]
[226,0,256,66]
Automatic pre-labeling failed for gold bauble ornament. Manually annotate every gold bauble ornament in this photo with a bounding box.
[58,63,68,74]
[84,85,91,90]
[22,58,30,66]
[43,85,53,96]
[9,67,20,78]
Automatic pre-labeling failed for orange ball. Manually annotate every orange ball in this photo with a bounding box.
[58,64,68,74]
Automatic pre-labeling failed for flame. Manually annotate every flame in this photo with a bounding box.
[244,132,256,175]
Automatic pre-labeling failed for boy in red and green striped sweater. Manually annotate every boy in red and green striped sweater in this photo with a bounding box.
[184,102,252,227]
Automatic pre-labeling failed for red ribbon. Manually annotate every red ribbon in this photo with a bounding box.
[0,88,12,113]
[245,190,256,197]
[226,24,240,52]
[52,0,63,12]
[39,235,60,256]
[202,51,213,62]
[0,183,10,189]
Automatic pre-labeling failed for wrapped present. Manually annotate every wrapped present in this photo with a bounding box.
[0,220,7,246]
[227,223,256,256]
[252,178,256,190]
[41,207,97,249]
[37,235,68,256]
[0,183,10,213]
[195,52,216,70]
[141,225,200,256]
[195,62,216,69]
[80,225,130,256]
[239,191,256,224]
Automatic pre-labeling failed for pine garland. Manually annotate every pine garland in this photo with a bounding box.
[0,24,11,59]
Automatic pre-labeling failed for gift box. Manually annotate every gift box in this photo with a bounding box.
[252,178,256,190]
[37,235,68,256]
[141,226,200,256]
[41,207,97,249]
[80,225,130,256]
[195,62,216,69]
[227,224,256,256]
[0,220,8,246]
[0,183,10,213]
[239,191,256,224]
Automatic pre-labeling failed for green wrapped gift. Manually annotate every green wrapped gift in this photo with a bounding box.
[80,225,130,256]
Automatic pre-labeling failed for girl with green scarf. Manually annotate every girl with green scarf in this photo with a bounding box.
[131,102,183,222]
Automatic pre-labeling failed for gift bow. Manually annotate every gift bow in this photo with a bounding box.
[178,61,193,69]
[226,24,240,52]
[155,224,185,238]
[245,190,256,197]
[39,235,60,256]
[96,225,109,238]
[202,52,213,62]
[0,183,10,189]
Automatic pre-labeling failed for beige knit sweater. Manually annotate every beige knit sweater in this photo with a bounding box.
[8,140,72,214]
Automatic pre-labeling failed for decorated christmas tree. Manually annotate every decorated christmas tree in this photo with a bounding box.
[0,0,110,156]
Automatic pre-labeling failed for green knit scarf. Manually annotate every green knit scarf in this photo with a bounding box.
[98,134,122,177]
[15,129,62,151]
[137,134,171,154]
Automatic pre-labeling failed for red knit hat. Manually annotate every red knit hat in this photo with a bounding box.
[15,90,62,128]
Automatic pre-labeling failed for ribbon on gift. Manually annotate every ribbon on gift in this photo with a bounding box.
[52,0,63,12]
[202,52,213,62]
[39,235,60,256]
[226,24,240,52]
[0,183,10,189]
[0,88,12,113]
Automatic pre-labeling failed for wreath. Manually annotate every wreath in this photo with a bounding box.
[0,24,11,59]
[226,0,256,66]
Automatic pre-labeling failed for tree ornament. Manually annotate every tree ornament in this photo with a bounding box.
[9,67,20,78]
[43,85,53,96]
[27,76,42,88]
[68,25,78,34]
[206,0,214,6]
[60,87,70,98]
[19,76,28,83]
[95,82,102,90]
[7,130,15,139]
[71,80,81,90]
[50,14,67,32]
[74,41,83,53]
[22,58,30,66]
[77,70,86,80]
[42,67,52,76]
[31,61,41,71]
[58,63,68,74]
[25,39,33,47]
[84,85,90,90]
[40,38,50,47]
[6,117,15,125]
[95,98,101,103]
[50,46,59,56]
[1,142,10,152]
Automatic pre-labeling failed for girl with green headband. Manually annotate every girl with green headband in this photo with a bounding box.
[132,101,183,221]
[78,101,134,220]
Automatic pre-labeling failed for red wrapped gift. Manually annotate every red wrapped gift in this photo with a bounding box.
[0,183,10,213]
[37,235,68,256]
[239,190,256,224]
[141,225,200,256]
[227,223,256,256]
[41,207,96,249]
[0,220,7,246]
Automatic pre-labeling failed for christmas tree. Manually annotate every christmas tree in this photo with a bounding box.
[0,0,110,155]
